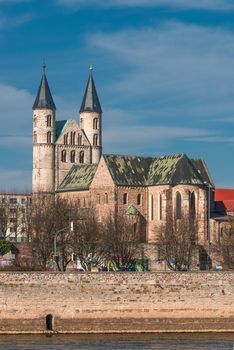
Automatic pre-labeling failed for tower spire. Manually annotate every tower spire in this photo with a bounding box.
[79,67,102,113]
[32,64,56,110]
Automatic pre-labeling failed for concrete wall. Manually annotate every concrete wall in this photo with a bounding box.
[0,272,233,334]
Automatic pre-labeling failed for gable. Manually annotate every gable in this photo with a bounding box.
[90,157,115,188]
[55,119,90,145]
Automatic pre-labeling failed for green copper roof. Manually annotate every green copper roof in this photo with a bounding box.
[57,164,98,192]
[103,153,210,187]
[126,204,140,216]
[103,154,152,186]
[55,119,73,141]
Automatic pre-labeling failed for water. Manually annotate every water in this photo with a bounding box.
[0,334,233,350]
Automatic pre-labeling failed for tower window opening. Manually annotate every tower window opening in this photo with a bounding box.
[137,194,141,205]
[47,131,52,144]
[93,134,98,146]
[123,193,128,205]
[93,118,98,130]
[47,115,51,127]
[70,150,75,163]
[33,131,37,143]
[79,151,84,163]
[104,193,108,204]
[61,150,67,163]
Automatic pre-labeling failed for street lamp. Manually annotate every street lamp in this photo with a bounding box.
[204,182,211,270]
[54,221,73,266]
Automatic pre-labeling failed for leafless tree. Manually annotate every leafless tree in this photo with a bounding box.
[213,223,234,270]
[157,214,198,271]
[101,213,143,270]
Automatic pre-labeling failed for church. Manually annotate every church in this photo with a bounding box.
[32,66,214,269]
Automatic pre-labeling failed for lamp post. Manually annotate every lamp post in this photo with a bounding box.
[54,221,73,268]
[204,182,211,270]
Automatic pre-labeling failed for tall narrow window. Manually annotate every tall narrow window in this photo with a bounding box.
[137,194,141,205]
[176,192,182,219]
[93,134,98,146]
[123,193,128,205]
[159,193,163,220]
[78,134,83,146]
[61,150,67,162]
[70,150,75,163]
[150,195,154,221]
[104,193,108,204]
[190,191,196,218]
[64,134,68,145]
[79,151,84,163]
[47,115,51,127]
[93,118,98,129]
[71,132,76,145]
[47,131,51,143]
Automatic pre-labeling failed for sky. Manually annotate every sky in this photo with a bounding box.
[1,0,234,191]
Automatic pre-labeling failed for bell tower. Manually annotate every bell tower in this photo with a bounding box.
[79,67,102,164]
[32,63,56,193]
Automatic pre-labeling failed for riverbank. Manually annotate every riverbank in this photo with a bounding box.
[0,272,233,334]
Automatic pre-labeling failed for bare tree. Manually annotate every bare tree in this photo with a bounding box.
[157,214,198,271]
[101,213,143,270]
[213,223,234,270]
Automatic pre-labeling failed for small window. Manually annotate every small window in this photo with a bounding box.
[159,193,162,220]
[47,115,51,127]
[137,194,141,205]
[93,134,98,146]
[10,198,17,204]
[104,193,108,204]
[176,192,182,219]
[47,131,51,144]
[70,150,75,163]
[83,198,86,207]
[10,227,16,233]
[123,193,128,205]
[34,116,37,127]
[33,131,37,143]
[71,132,76,145]
[150,195,154,221]
[80,118,83,128]
[93,118,98,130]
[10,218,17,224]
[21,198,26,204]
[61,150,67,163]
[79,151,84,163]
[133,223,137,233]
[189,191,196,218]
[46,314,53,331]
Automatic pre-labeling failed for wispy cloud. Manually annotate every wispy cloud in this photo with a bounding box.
[0,11,32,29]
[56,0,234,10]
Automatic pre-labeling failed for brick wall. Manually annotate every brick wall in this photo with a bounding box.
[0,272,233,333]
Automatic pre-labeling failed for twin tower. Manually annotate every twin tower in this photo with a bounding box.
[32,65,102,193]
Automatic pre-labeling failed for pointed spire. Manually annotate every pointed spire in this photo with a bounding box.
[32,63,56,110]
[79,67,102,114]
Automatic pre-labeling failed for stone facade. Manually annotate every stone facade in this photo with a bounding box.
[0,272,233,333]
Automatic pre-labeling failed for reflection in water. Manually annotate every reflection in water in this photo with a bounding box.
[0,333,233,350]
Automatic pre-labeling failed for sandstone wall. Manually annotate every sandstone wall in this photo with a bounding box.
[0,272,233,334]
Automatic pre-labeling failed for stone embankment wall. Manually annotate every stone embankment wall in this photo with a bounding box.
[0,272,233,334]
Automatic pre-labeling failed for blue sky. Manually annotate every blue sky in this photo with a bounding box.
[1,0,234,190]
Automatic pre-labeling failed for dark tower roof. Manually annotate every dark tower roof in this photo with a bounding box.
[32,64,56,110]
[79,68,102,114]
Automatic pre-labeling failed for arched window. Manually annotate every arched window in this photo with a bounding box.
[78,134,82,146]
[79,151,84,163]
[47,115,51,127]
[61,150,67,163]
[123,193,128,205]
[70,150,75,163]
[93,118,98,129]
[64,134,68,145]
[159,193,163,220]
[190,191,196,218]
[33,132,37,143]
[133,223,137,233]
[34,116,37,127]
[47,131,51,143]
[71,132,76,145]
[176,192,182,219]
[137,194,141,205]
[93,134,98,146]
[150,194,154,221]
[104,193,108,204]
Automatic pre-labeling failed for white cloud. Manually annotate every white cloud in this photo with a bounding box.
[56,0,234,10]
[0,11,32,29]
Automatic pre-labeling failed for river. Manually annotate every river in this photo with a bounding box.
[0,333,233,350]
